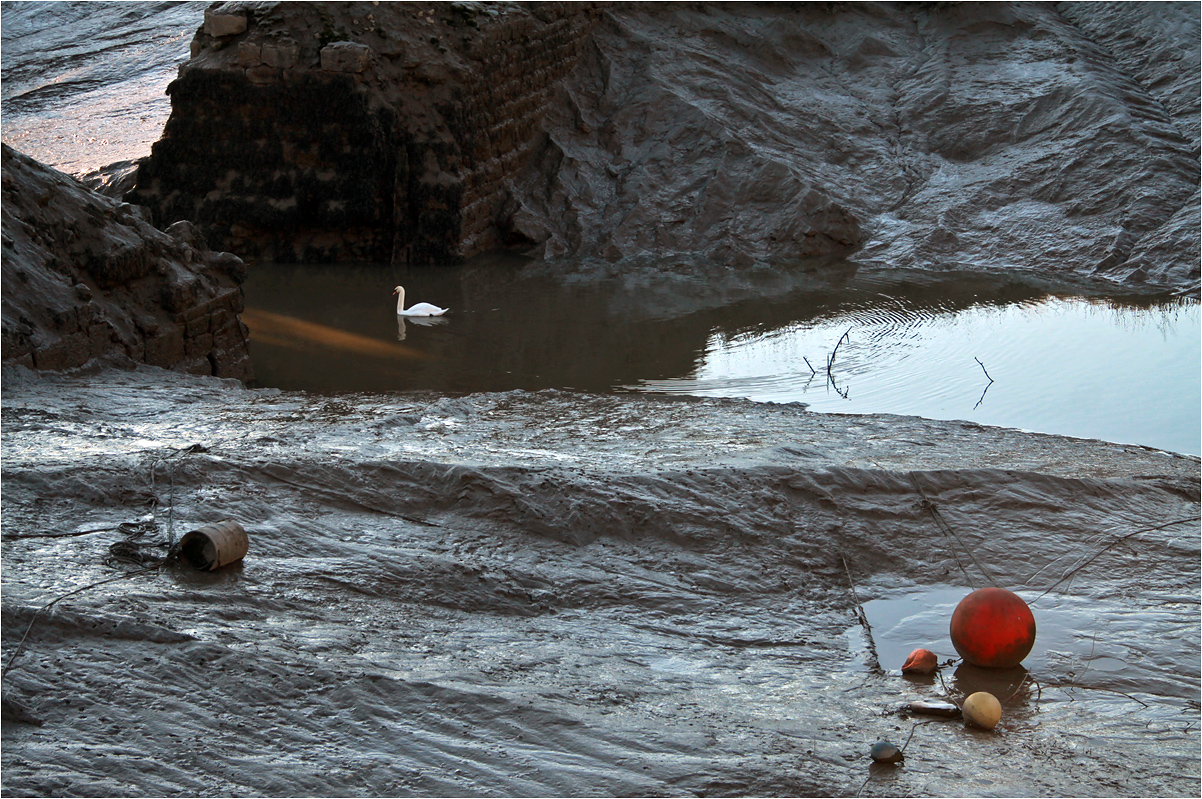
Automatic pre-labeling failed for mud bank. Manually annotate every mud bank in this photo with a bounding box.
[2,365,1198,796]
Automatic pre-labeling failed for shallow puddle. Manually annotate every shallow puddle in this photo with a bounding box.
[242,260,1200,455]
[863,586,1200,704]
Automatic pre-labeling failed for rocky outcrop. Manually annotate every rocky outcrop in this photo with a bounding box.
[126,2,1198,293]
[128,1,606,265]
[1,144,253,379]
[521,2,1198,287]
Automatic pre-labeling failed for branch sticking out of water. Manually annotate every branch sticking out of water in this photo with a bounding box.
[826,328,851,374]
[973,357,994,410]
[826,328,852,399]
[974,356,994,383]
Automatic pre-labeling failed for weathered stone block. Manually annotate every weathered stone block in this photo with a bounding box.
[320,41,372,73]
[204,11,247,38]
[236,42,262,67]
[262,41,299,69]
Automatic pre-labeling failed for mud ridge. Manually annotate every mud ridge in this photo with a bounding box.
[2,366,1199,796]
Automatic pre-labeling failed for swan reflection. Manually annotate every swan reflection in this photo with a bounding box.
[397,314,448,341]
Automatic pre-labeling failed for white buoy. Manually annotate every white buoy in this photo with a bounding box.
[962,691,1002,730]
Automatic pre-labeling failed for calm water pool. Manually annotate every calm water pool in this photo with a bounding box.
[242,260,1200,455]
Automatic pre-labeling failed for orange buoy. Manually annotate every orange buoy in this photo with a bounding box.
[901,647,938,674]
[949,587,1036,668]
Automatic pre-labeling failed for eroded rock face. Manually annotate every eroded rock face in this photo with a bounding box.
[125,2,1198,293]
[128,1,605,265]
[520,3,1199,288]
[1,144,253,379]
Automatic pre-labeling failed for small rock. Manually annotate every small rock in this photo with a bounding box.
[869,740,903,763]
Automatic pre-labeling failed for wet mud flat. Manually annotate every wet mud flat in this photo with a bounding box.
[1,364,1199,797]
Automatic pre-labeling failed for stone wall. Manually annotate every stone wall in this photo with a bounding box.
[453,9,601,257]
[1,144,253,379]
[127,2,603,266]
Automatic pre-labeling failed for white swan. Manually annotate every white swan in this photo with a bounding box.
[393,285,448,317]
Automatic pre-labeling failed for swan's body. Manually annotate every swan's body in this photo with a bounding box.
[393,286,448,317]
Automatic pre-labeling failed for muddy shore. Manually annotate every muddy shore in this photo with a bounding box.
[2,2,1200,796]
[2,364,1198,796]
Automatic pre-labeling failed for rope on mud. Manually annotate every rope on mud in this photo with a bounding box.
[840,552,882,672]
[230,461,442,527]
[907,473,998,589]
[2,444,206,681]
[104,517,179,569]
[1,566,159,680]
[1030,516,1200,604]
[854,720,943,796]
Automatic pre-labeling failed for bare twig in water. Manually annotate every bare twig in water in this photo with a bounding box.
[827,328,851,370]
[908,473,1000,589]
[826,328,853,399]
[1032,516,1200,603]
[972,358,995,410]
[803,356,817,375]
[974,357,994,383]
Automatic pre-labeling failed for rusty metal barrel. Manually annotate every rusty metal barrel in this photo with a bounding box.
[178,520,249,570]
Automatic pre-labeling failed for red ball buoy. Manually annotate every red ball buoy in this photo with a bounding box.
[950,587,1036,668]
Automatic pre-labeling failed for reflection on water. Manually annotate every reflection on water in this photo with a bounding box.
[396,315,448,341]
[242,308,426,360]
[864,587,1199,705]
[241,258,1200,455]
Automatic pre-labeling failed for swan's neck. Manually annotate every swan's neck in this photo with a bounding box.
[395,288,405,314]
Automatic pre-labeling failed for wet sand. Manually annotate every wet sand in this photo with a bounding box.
[2,364,1198,796]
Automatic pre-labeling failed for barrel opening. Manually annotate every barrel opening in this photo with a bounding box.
[179,531,216,570]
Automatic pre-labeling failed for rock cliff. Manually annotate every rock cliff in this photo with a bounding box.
[125,1,1198,293]
[129,1,605,265]
[1,144,253,379]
